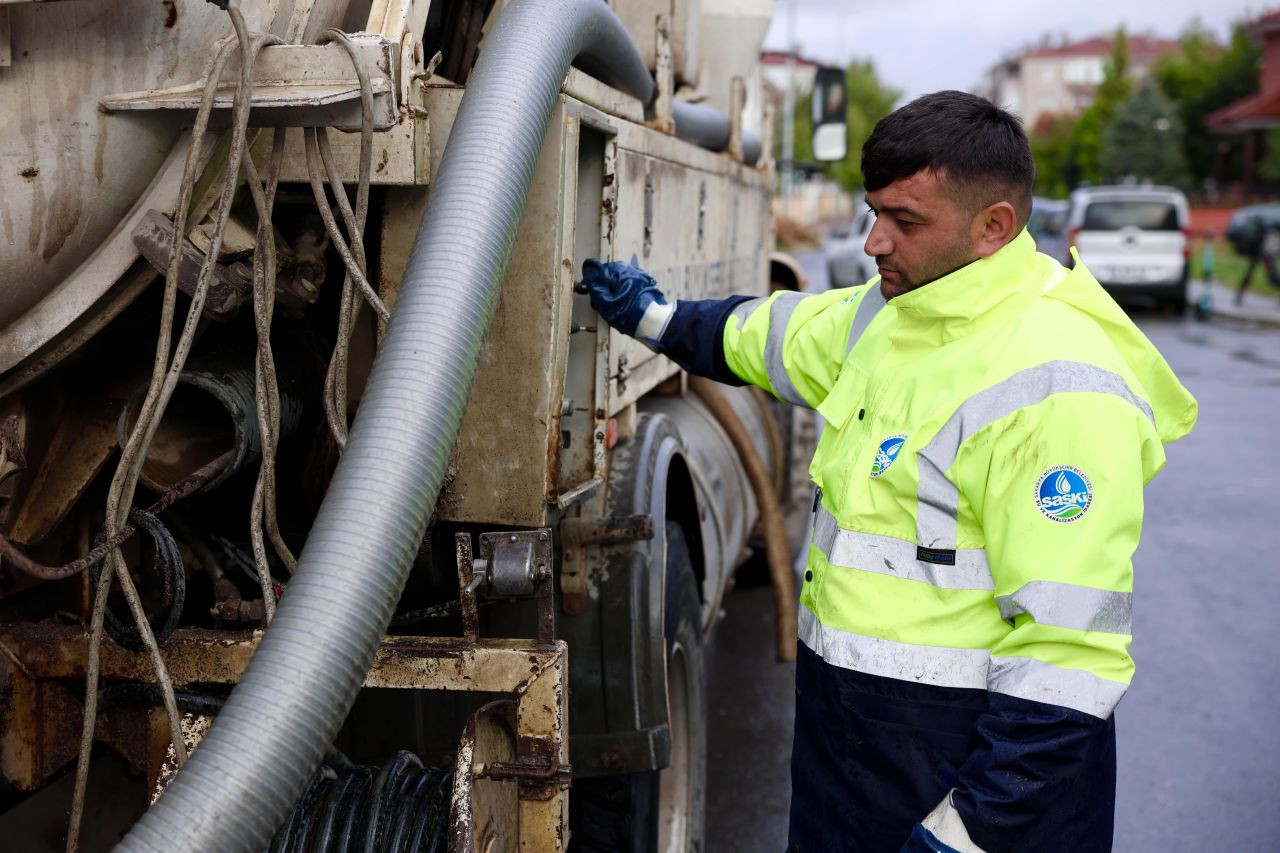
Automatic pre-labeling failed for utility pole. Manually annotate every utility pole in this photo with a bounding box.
[781,0,797,198]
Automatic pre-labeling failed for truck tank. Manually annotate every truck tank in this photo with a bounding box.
[0,0,802,850]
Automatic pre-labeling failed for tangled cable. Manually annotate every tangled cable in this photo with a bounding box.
[88,509,186,651]
[304,29,388,449]
[60,4,394,848]
[66,3,293,848]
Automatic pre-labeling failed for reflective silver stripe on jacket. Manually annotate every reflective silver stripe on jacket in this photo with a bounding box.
[763,291,811,407]
[798,606,990,690]
[916,360,1156,550]
[729,296,767,331]
[812,504,993,591]
[988,655,1128,719]
[996,580,1132,634]
[845,283,887,356]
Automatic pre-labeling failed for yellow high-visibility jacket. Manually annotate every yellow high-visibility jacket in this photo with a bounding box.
[695,229,1197,850]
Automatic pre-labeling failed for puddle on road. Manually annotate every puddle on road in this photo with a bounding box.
[1230,348,1280,370]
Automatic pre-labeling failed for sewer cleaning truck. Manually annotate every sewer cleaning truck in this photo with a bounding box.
[0,0,809,849]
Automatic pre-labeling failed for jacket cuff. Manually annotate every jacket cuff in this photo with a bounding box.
[653,295,753,384]
[920,791,986,852]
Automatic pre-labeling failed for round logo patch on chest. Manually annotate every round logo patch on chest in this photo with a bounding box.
[1034,465,1093,522]
[870,434,907,477]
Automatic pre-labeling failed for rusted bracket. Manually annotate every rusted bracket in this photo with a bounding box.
[558,514,655,616]
[729,75,745,163]
[646,13,674,134]
[132,211,252,320]
[99,37,399,132]
[477,758,572,784]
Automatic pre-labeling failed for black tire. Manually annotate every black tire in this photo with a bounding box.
[569,522,707,853]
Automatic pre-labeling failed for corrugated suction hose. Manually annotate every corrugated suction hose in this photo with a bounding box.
[118,1,653,849]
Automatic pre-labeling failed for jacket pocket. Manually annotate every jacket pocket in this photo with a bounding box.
[816,362,868,431]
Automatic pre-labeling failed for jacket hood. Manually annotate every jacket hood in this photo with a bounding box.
[1047,248,1198,445]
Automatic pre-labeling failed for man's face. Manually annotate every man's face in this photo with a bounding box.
[863,169,980,299]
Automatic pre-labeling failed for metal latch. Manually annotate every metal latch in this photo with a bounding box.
[456,529,555,644]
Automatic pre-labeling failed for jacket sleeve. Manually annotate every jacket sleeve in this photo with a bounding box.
[656,285,876,405]
[719,284,880,406]
[948,388,1166,848]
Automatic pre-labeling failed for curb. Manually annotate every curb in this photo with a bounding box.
[1192,282,1280,328]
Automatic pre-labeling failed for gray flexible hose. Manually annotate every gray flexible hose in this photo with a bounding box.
[673,100,763,166]
[118,1,651,849]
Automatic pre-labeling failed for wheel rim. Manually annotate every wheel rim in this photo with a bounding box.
[657,641,692,853]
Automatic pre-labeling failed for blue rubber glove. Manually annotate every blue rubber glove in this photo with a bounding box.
[900,823,963,853]
[582,257,673,344]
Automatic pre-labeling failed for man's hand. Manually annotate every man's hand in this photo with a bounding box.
[582,257,674,344]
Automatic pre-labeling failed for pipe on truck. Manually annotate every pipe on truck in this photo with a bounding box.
[119,1,652,848]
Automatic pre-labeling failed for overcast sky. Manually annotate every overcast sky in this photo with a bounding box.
[762,0,1270,103]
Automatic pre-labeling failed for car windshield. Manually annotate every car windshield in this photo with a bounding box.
[1082,200,1179,231]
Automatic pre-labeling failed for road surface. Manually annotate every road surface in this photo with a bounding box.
[705,248,1280,851]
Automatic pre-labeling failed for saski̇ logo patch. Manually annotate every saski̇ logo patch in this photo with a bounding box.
[1034,465,1093,522]
[870,434,907,477]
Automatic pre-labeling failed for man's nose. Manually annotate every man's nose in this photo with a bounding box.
[864,217,891,257]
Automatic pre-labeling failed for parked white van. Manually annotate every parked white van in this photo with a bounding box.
[1065,185,1191,311]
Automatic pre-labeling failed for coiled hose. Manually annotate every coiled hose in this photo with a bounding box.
[270,751,452,853]
[118,1,652,849]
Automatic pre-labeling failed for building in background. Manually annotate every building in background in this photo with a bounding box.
[982,35,1180,129]
[760,49,819,97]
[1208,11,1280,184]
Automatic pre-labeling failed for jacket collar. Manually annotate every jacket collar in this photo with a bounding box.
[887,229,1037,331]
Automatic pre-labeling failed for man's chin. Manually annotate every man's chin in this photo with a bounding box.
[877,274,912,300]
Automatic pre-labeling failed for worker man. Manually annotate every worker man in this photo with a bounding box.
[584,91,1197,852]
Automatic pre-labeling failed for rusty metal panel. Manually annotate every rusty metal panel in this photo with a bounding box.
[432,94,577,526]
[605,122,773,413]
[6,390,120,545]
[0,653,79,790]
[429,88,771,526]
[0,623,569,848]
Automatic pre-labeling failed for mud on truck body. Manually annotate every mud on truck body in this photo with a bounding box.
[0,0,810,849]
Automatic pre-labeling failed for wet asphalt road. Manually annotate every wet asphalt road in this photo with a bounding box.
[705,249,1280,851]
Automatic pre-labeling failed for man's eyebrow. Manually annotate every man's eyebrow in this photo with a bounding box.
[866,202,927,221]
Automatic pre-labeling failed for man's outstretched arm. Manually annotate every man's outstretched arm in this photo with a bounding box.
[583,258,875,405]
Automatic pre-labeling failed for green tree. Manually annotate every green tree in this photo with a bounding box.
[1070,28,1134,184]
[1153,21,1261,186]
[1100,80,1192,186]
[787,59,901,190]
[1030,113,1077,198]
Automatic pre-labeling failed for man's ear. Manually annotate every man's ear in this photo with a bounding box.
[973,201,1019,258]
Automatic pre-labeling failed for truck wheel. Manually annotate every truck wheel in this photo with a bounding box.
[569,522,707,853]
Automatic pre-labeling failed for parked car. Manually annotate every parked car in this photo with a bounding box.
[1065,185,1190,311]
[827,210,876,288]
[1226,202,1280,256]
[1029,197,1069,264]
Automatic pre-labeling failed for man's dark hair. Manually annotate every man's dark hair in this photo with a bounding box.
[862,91,1035,225]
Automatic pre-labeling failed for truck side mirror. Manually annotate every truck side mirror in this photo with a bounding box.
[811,66,847,162]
